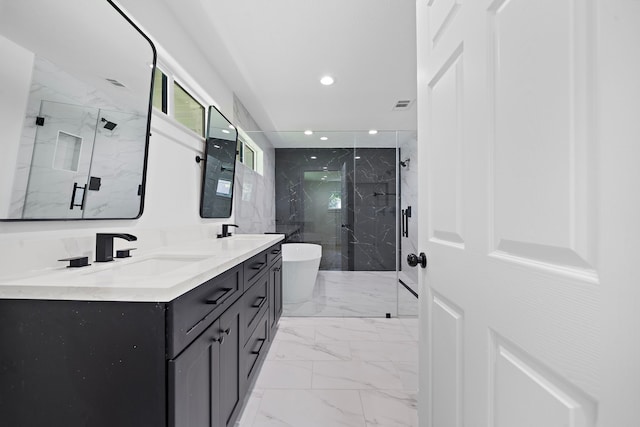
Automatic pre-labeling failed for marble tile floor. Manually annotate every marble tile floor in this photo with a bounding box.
[236,316,419,427]
[283,271,418,318]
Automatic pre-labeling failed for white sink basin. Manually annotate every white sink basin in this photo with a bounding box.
[5,254,210,288]
[178,235,270,254]
[82,254,209,278]
[231,234,270,240]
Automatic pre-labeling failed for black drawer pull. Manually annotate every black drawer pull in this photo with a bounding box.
[214,335,225,345]
[271,249,281,255]
[222,328,231,336]
[251,338,265,355]
[206,287,234,305]
[251,262,266,270]
[252,296,266,309]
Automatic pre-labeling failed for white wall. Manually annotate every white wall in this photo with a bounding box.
[115,0,235,117]
[0,3,263,277]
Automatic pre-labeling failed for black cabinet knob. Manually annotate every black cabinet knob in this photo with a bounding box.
[407,252,427,269]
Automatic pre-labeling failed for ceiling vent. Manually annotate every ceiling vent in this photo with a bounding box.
[392,99,414,111]
[105,78,126,88]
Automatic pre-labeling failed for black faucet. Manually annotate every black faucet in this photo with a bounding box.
[95,233,137,262]
[218,224,239,238]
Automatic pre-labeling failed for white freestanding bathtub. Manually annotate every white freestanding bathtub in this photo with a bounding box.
[282,243,322,304]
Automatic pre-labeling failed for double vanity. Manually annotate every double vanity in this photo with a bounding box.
[0,2,278,426]
[0,233,284,427]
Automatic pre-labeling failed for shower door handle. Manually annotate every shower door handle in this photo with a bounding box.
[69,182,87,210]
[403,206,411,238]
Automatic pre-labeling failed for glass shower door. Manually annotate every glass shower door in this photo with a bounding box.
[302,170,343,270]
[22,101,98,218]
[397,131,419,317]
[350,131,399,317]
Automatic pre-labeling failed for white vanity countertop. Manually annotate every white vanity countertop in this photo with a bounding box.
[0,234,284,302]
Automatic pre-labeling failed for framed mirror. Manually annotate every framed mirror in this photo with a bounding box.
[0,0,155,220]
[200,106,238,218]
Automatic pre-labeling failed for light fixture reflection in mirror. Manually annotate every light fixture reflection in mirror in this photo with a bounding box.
[200,106,238,218]
[0,0,155,220]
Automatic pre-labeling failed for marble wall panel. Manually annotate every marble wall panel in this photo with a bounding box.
[82,110,146,218]
[232,96,276,233]
[398,132,419,290]
[275,148,397,271]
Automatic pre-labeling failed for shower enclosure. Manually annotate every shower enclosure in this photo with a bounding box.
[15,100,146,219]
[251,130,418,317]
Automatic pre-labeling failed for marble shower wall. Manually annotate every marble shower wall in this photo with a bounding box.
[82,110,146,218]
[232,96,276,233]
[398,132,418,294]
[275,148,397,271]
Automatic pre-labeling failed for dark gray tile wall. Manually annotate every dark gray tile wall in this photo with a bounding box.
[275,148,396,271]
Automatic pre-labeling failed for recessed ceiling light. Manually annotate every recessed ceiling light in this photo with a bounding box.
[304,130,313,135]
[323,166,328,170]
[310,156,317,159]
[323,175,328,179]
[222,129,230,134]
[355,156,361,159]
[368,130,378,135]
[320,75,334,86]
[320,136,328,141]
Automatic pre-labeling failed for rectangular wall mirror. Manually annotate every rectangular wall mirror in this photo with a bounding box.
[200,106,238,218]
[0,0,155,220]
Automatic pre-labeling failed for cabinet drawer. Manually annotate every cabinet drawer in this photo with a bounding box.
[267,243,282,266]
[167,265,243,358]
[243,250,269,287]
[242,271,269,343]
[243,310,269,385]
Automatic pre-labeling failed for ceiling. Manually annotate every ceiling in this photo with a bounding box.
[161,0,417,140]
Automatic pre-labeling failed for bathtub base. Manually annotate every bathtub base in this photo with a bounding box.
[282,244,322,304]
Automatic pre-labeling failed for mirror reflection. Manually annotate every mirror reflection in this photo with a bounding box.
[0,0,155,219]
[200,107,238,218]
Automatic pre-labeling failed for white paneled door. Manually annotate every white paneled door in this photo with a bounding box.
[416,0,640,426]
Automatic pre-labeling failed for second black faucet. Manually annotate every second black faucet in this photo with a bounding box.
[218,224,239,238]
[96,233,137,262]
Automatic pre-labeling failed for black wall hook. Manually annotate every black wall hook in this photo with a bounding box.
[195,155,205,164]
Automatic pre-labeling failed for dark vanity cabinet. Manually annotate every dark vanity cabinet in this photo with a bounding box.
[239,242,282,393]
[0,241,283,427]
[269,254,283,339]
